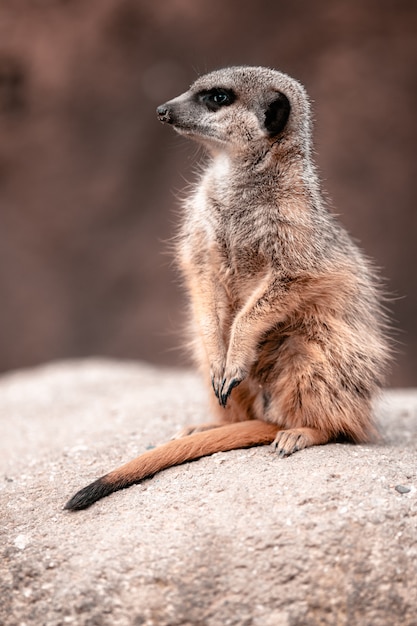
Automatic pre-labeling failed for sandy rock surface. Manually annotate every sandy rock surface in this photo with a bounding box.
[1,359,416,626]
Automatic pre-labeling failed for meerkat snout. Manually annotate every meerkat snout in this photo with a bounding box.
[156,104,172,123]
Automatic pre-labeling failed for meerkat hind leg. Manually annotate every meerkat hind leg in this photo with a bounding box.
[272,427,331,458]
[172,421,225,439]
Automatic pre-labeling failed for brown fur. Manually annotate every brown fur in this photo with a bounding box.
[65,421,278,510]
[65,66,391,510]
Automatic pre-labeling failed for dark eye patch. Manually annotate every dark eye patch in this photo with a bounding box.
[196,88,236,112]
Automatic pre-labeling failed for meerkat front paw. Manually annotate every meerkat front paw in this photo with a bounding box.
[211,365,243,407]
[210,360,227,401]
[219,376,242,407]
[213,364,246,407]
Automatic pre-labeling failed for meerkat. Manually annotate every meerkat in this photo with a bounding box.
[65,66,390,511]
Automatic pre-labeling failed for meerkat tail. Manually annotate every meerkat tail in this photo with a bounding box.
[64,420,279,511]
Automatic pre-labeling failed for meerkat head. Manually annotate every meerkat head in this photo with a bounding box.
[157,66,312,158]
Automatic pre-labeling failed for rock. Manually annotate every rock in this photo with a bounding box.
[1,359,416,625]
[395,485,411,494]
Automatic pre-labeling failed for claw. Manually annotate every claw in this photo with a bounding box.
[211,375,220,399]
[219,377,242,407]
[272,430,304,457]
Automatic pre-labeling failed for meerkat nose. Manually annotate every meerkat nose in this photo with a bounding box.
[157,104,172,123]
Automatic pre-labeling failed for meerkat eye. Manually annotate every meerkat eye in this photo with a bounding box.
[197,88,236,112]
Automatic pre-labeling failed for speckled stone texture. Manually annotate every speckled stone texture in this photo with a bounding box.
[1,360,416,625]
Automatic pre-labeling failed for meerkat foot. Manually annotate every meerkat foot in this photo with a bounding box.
[172,422,224,439]
[272,428,330,458]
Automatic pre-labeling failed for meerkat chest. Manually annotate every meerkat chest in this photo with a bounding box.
[185,163,279,299]
[179,228,259,307]
[210,221,269,305]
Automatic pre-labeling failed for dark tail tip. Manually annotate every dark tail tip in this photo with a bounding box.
[64,477,116,511]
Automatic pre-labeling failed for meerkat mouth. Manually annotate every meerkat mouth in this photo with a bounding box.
[173,125,229,149]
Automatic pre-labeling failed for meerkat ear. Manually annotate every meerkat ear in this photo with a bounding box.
[264,93,291,137]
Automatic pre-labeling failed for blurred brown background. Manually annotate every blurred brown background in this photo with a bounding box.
[0,0,415,385]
